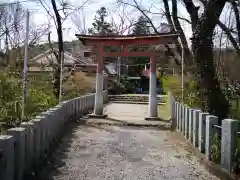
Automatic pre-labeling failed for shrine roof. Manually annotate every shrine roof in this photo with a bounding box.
[75,32,179,41]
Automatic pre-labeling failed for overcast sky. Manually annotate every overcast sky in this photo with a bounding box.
[1,0,231,48]
[1,0,192,42]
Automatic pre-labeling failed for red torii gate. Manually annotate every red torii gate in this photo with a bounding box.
[75,33,179,120]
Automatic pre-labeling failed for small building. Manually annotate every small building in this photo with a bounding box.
[29,48,117,89]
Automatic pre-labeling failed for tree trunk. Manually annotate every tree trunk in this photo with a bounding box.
[171,0,194,68]
[51,0,64,99]
[161,0,194,71]
[192,0,229,121]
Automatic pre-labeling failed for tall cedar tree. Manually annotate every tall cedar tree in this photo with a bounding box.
[129,16,151,76]
[88,7,116,35]
[88,7,117,65]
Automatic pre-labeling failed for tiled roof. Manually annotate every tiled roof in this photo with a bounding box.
[30,48,91,65]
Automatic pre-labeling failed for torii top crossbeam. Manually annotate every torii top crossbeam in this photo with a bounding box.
[75,32,179,46]
[75,32,179,57]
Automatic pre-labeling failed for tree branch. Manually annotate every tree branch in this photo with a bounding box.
[230,0,240,44]
[182,0,199,30]
[217,19,240,57]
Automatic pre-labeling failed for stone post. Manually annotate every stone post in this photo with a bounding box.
[193,109,201,147]
[205,115,218,160]
[188,109,194,142]
[37,115,49,151]
[29,119,41,164]
[54,105,64,128]
[179,104,183,132]
[198,112,209,153]
[145,55,158,120]
[176,102,180,130]
[84,96,87,111]
[31,117,45,157]
[87,95,89,110]
[0,135,14,180]
[79,97,82,115]
[84,96,86,114]
[182,106,185,134]
[80,97,83,116]
[221,119,239,172]
[73,99,77,117]
[184,107,189,138]
[171,101,177,129]
[76,98,80,117]
[92,94,95,107]
[73,99,76,116]
[7,128,26,180]
[170,95,175,120]
[104,90,108,103]
[79,98,81,115]
[90,43,106,118]
[69,101,73,119]
[48,108,59,142]
[20,122,34,170]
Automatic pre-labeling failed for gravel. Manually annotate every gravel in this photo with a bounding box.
[39,123,221,180]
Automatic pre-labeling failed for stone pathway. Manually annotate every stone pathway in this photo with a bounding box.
[87,103,171,126]
[39,103,221,180]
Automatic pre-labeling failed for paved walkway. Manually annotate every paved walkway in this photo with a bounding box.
[87,103,171,126]
[39,103,221,180]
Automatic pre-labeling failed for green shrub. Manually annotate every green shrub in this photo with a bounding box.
[162,75,202,109]
[0,71,57,131]
[0,72,22,126]
[210,133,221,163]
[232,137,240,175]
[25,88,57,118]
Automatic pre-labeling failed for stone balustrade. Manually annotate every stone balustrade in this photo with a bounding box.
[0,91,108,180]
[170,95,240,176]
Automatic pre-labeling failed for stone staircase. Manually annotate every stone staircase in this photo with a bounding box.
[108,94,166,104]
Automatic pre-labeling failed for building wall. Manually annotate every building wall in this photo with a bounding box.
[69,41,93,64]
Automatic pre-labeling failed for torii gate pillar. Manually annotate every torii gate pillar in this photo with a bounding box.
[89,44,107,118]
[145,55,158,120]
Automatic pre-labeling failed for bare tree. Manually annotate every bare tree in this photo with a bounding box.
[71,9,87,34]
[117,0,240,119]
[117,0,194,73]
[109,4,137,35]
[38,0,90,99]
[0,3,49,68]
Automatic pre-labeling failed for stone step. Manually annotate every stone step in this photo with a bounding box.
[110,101,166,105]
[108,95,166,103]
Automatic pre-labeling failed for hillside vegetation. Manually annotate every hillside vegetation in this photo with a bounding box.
[0,69,95,133]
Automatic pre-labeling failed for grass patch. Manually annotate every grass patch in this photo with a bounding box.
[158,92,171,121]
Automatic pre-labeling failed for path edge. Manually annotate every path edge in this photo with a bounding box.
[172,131,236,180]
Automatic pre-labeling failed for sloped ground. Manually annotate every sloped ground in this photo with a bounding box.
[38,103,221,180]
[63,72,96,98]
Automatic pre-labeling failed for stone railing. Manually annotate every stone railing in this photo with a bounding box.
[170,95,240,176]
[0,91,108,180]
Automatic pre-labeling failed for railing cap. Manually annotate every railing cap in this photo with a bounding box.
[0,135,13,140]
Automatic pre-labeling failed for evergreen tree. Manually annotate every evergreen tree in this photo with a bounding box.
[88,7,117,70]
[88,7,115,35]
[129,16,151,76]
[132,15,151,35]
